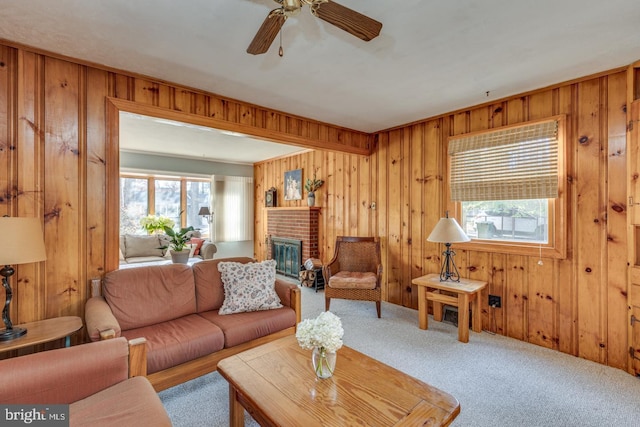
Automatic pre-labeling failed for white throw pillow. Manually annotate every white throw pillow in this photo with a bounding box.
[218,259,282,315]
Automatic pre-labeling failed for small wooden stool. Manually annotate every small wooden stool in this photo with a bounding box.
[412,273,488,343]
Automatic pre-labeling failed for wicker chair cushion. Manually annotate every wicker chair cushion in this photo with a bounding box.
[328,271,377,290]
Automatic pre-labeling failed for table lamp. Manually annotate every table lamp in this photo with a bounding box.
[0,217,47,341]
[427,212,470,282]
[198,206,212,222]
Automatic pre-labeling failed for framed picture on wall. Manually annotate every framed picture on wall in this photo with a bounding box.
[284,169,302,201]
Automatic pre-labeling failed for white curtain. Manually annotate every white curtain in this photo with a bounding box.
[212,175,254,242]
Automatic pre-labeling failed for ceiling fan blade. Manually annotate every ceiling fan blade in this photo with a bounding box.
[314,1,382,42]
[247,12,286,55]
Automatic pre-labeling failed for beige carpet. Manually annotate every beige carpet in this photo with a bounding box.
[160,285,640,426]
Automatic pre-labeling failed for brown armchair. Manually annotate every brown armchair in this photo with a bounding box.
[0,337,171,426]
[323,236,383,318]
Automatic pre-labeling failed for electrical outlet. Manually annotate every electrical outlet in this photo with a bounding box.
[488,295,502,308]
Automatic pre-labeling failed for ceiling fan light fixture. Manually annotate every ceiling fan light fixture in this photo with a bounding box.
[248,0,382,55]
[282,0,302,17]
[305,0,329,17]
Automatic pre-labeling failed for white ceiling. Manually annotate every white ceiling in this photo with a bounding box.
[1,0,640,140]
[119,112,305,164]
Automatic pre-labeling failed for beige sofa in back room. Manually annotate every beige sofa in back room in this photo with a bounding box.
[119,231,217,266]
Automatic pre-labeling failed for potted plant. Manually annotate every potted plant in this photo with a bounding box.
[162,225,194,264]
[304,173,324,207]
[140,214,175,234]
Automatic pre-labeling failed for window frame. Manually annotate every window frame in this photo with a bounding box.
[119,173,211,234]
[445,115,567,259]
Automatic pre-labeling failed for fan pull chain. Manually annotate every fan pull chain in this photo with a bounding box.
[278,28,284,57]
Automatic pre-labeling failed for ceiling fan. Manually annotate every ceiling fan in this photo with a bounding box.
[247,0,382,55]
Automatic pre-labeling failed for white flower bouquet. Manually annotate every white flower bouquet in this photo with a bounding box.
[296,311,344,353]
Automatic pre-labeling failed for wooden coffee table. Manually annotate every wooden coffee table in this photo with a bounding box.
[218,335,460,426]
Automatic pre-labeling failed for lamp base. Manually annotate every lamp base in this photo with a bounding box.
[0,326,26,341]
[439,243,461,282]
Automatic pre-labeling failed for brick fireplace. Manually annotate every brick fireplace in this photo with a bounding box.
[267,207,320,277]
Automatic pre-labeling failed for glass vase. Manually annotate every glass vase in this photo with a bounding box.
[312,347,336,379]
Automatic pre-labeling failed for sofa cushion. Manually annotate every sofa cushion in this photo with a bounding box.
[218,259,282,315]
[103,264,196,330]
[70,376,171,427]
[199,308,296,348]
[192,257,255,312]
[120,314,225,374]
[124,234,164,258]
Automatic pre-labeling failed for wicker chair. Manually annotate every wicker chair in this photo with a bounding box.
[323,236,383,318]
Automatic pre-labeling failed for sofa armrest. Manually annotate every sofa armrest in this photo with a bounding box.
[128,337,148,377]
[275,279,301,325]
[200,241,217,259]
[85,296,122,341]
[0,337,131,404]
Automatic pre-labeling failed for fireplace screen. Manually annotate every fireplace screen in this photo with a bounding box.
[271,237,302,278]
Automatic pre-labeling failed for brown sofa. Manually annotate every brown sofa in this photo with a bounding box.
[0,337,171,427]
[85,257,301,391]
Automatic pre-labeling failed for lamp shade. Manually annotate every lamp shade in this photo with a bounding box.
[0,217,46,265]
[427,216,470,244]
[198,206,211,216]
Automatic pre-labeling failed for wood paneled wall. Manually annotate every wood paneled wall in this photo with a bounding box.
[0,39,632,371]
[255,70,630,370]
[0,42,369,344]
[255,150,378,265]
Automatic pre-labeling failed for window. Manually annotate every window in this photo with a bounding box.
[119,174,211,237]
[186,181,211,238]
[447,116,565,258]
[155,179,181,227]
[461,199,548,243]
[120,177,148,235]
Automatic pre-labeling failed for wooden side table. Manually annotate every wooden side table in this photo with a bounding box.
[412,274,488,343]
[0,316,83,354]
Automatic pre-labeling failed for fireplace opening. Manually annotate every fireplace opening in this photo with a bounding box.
[271,237,302,278]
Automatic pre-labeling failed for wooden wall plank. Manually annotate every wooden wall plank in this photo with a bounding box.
[575,78,606,363]
[505,255,527,340]
[556,84,577,356]
[526,256,556,349]
[14,50,46,325]
[43,57,82,318]
[400,127,411,307]
[85,67,109,290]
[376,133,389,301]
[486,254,506,333]
[409,124,424,309]
[423,120,443,276]
[387,129,403,305]
[357,154,371,237]
[0,46,15,318]
[606,71,629,369]
[347,156,358,235]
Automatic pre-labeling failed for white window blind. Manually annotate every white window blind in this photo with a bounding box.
[449,119,559,201]
[212,176,254,242]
